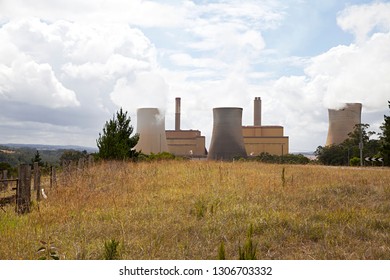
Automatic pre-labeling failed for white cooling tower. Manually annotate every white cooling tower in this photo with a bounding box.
[135,108,168,154]
[326,103,362,146]
[208,107,247,161]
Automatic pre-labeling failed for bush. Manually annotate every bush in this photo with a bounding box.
[137,152,184,162]
[253,152,310,165]
[350,157,360,166]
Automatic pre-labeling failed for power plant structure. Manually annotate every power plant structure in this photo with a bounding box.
[325,103,362,146]
[242,97,289,156]
[135,97,289,160]
[165,98,207,157]
[134,108,169,154]
[208,107,247,160]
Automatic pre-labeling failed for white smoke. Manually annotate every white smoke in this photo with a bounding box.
[314,2,390,111]
[110,71,169,113]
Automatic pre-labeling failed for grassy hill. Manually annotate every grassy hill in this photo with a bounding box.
[0,161,389,259]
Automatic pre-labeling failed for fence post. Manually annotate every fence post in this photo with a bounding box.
[78,158,84,170]
[1,170,7,191]
[88,155,94,168]
[50,166,57,189]
[4,170,7,190]
[34,162,41,201]
[16,164,31,214]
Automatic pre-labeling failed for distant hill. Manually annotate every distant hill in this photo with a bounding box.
[2,143,97,153]
[0,143,97,167]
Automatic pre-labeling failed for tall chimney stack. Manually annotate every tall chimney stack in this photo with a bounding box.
[254,97,261,126]
[175,97,181,131]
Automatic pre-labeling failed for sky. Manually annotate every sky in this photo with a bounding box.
[0,0,390,153]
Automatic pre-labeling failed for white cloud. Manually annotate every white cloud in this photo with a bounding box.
[0,16,162,141]
[337,2,390,43]
[0,0,187,27]
[169,53,227,70]
[0,53,79,108]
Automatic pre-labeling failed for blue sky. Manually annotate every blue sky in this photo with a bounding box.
[0,0,389,152]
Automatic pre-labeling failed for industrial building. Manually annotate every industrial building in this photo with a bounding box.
[325,103,362,146]
[242,97,289,156]
[136,97,289,159]
[165,98,207,157]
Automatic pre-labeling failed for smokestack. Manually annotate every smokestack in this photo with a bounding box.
[326,103,362,146]
[135,108,168,154]
[208,107,247,161]
[254,97,261,126]
[175,97,181,131]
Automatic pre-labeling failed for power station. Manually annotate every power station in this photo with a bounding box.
[325,103,362,146]
[132,98,365,160]
[134,97,289,160]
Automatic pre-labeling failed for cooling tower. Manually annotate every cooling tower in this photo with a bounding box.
[208,107,247,161]
[325,103,362,146]
[254,97,262,126]
[135,108,168,154]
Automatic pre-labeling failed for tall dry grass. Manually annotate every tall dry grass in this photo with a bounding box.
[0,161,389,259]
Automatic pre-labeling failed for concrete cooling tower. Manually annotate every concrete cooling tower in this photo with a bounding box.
[208,107,247,161]
[134,108,168,154]
[325,103,362,146]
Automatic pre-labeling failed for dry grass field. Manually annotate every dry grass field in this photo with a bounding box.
[0,160,390,260]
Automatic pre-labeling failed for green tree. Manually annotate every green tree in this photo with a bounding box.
[31,150,44,167]
[315,144,348,166]
[344,123,380,161]
[96,108,139,160]
[380,101,390,166]
[60,150,88,163]
[316,123,380,166]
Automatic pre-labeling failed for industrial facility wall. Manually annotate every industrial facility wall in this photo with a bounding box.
[243,137,289,156]
[242,126,284,137]
[166,137,206,156]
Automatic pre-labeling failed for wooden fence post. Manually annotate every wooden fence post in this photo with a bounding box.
[52,166,56,188]
[34,162,41,201]
[16,164,31,214]
[50,166,57,189]
[88,155,94,168]
[1,170,7,191]
[78,158,84,170]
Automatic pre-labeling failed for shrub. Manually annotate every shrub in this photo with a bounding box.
[350,157,360,166]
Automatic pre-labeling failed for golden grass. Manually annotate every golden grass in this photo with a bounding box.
[0,161,390,260]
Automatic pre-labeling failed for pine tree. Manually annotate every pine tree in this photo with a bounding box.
[380,101,390,166]
[31,150,44,167]
[96,108,139,160]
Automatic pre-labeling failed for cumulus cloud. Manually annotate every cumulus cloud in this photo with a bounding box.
[0,19,79,108]
[0,0,186,27]
[0,56,79,108]
[0,16,164,148]
[337,2,390,43]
